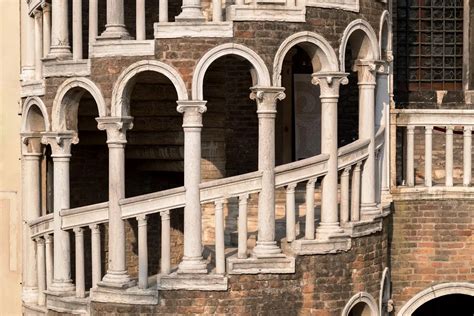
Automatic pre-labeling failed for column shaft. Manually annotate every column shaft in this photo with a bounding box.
[463,127,472,186]
[340,168,350,224]
[45,235,54,290]
[136,0,146,40]
[49,0,72,58]
[137,216,148,289]
[89,0,98,44]
[72,0,83,60]
[160,211,171,275]
[238,194,249,258]
[34,11,43,80]
[425,126,433,187]
[89,224,102,288]
[100,0,130,39]
[285,185,296,242]
[445,126,454,187]
[36,239,46,306]
[215,200,225,275]
[406,126,415,187]
[74,228,85,298]
[42,4,51,57]
[305,179,315,239]
[159,0,169,22]
[176,0,205,22]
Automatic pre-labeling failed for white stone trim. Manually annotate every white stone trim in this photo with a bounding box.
[111,60,189,117]
[192,43,271,100]
[306,0,359,13]
[21,80,45,98]
[379,267,392,316]
[339,19,380,71]
[272,31,339,87]
[379,11,392,59]
[43,59,90,78]
[226,4,306,23]
[21,96,51,133]
[342,292,378,316]
[90,40,155,58]
[154,22,233,39]
[52,77,107,131]
[397,283,474,316]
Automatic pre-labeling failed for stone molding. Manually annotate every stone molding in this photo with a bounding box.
[90,40,154,58]
[154,22,233,39]
[226,4,305,23]
[306,0,359,12]
[342,292,379,316]
[43,59,90,78]
[21,80,45,98]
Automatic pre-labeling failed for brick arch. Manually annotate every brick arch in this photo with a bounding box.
[397,282,474,316]
[111,60,189,117]
[342,292,378,316]
[192,43,271,100]
[21,96,50,133]
[272,31,339,87]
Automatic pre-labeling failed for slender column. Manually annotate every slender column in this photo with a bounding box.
[238,194,249,259]
[49,0,72,58]
[425,126,433,187]
[175,0,205,22]
[72,0,83,60]
[100,0,131,39]
[41,133,76,294]
[463,126,472,186]
[96,117,134,287]
[215,200,225,275]
[376,64,390,198]
[250,87,286,257]
[340,168,351,225]
[285,184,296,242]
[354,61,380,218]
[42,4,51,57]
[74,227,85,298]
[406,125,415,187]
[21,1,35,80]
[21,135,42,303]
[34,10,44,80]
[137,215,148,289]
[313,72,348,239]
[45,234,53,290]
[213,0,223,22]
[136,0,146,40]
[89,224,102,288]
[160,211,171,275]
[351,162,362,222]
[177,101,208,273]
[89,0,98,44]
[35,238,46,306]
[159,0,169,22]
[445,126,454,187]
[305,179,316,240]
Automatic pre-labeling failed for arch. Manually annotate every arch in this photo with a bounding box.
[379,268,392,315]
[273,31,340,86]
[52,77,107,131]
[339,19,380,71]
[379,11,392,60]
[21,96,50,133]
[192,43,271,100]
[342,292,378,316]
[111,60,189,117]
[397,282,474,316]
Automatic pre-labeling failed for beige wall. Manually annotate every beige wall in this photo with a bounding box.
[0,0,22,314]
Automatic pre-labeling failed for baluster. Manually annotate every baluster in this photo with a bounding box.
[89,224,101,288]
[425,126,433,187]
[215,200,225,275]
[74,228,85,298]
[406,125,415,187]
[351,162,362,222]
[463,126,472,186]
[159,0,169,22]
[136,0,146,40]
[137,215,148,289]
[45,234,53,290]
[446,126,454,187]
[213,0,223,22]
[238,194,249,259]
[340,168,351,225]
[305,178,316,240]
[285,184,297,242]
[36,238,46,306]
[72,0,83,60]
[160,210,171,275]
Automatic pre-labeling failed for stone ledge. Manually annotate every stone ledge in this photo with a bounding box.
[226,5,306,23]
[159,273,228,291]
[291,236,352,255]
[45,293,89,315]
[43,59,91,78]
[21,80,45,98]
[306,0,359,12]
[227,254,295,274]
[344,219,383,238]
[392,186,474,200]
[154,22,233,39]
[90,40,155,58]
[90,285,158,305]
[23,302,47,315]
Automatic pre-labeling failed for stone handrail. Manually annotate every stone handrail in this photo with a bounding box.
[337,138,370,170]
[29,213,53,239]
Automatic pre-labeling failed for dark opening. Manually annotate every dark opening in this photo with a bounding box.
[413,294,474,316]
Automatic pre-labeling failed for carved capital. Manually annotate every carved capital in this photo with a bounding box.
[311,72,349,99]
[250,86,285,116]
[176,101,207,129]
[160,210,171,221]
[21,132,43,156]
[352,60,383,85]
[286,183,297,193]
[96,116,133,145]
[41,132,77,158]
[41,3,51,13]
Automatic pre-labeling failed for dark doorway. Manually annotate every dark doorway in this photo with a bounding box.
[413,294,474,316]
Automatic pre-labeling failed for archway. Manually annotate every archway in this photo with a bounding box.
[413,294,473,316]
[343,292,378,316]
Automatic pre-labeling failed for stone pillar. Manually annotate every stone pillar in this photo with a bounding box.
[176,101,208,274]
[49,0,72,58]
[89,0,98,44]
[354,60,379,218]
[136,0,146,40]
[376,63,390,198]
[99,0,131,40]
[175,0,205,22]
[41,133,77,294]
[21,1,35,80]
[250,87,286,258]
[72,0,83,60]
[159,0,169,22]
[312,72,348,240]
[21,135,42,303]
[42,4,52,57]
[34,10,43,80]
[96,117,134,287]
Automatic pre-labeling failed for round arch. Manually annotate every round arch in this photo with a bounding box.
[379,11,392,60]
[192,43,271,100]
[52,77,107,131]
[342,292,378,316]
[339,19,380,71]
[111,60,189,117]
[397,282,474,316]
[21,96,50,133]
[273,31,339,86]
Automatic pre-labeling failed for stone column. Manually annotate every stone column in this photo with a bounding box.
[72,0,83,60]
[21,1,35,80]
[354,60,380,218]
[250,87,286,258]
[176,101,208,274]
[34,10,43,80]
[96,117,134,287]
[49,0,72,58]
[175,0,205,22]
[41,133,76,294]
[312,72,348,240]
[21,135,42,303]
[89,0,98,44]
[99,0,131,40]
[376,63,390,197]
[42,4,51,57]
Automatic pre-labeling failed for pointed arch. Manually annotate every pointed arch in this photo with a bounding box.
[22,96,50,133]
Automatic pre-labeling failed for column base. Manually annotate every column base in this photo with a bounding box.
[47,280,76,296]
[177,256,208,274]
[22,286,39,304]
[47,46,73,60]
[99,25,132,40]
[252,241,282,258]
[175,10,206,23]
[315,222,344,241]
[99,270,135,289]
[360,203,380,219]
